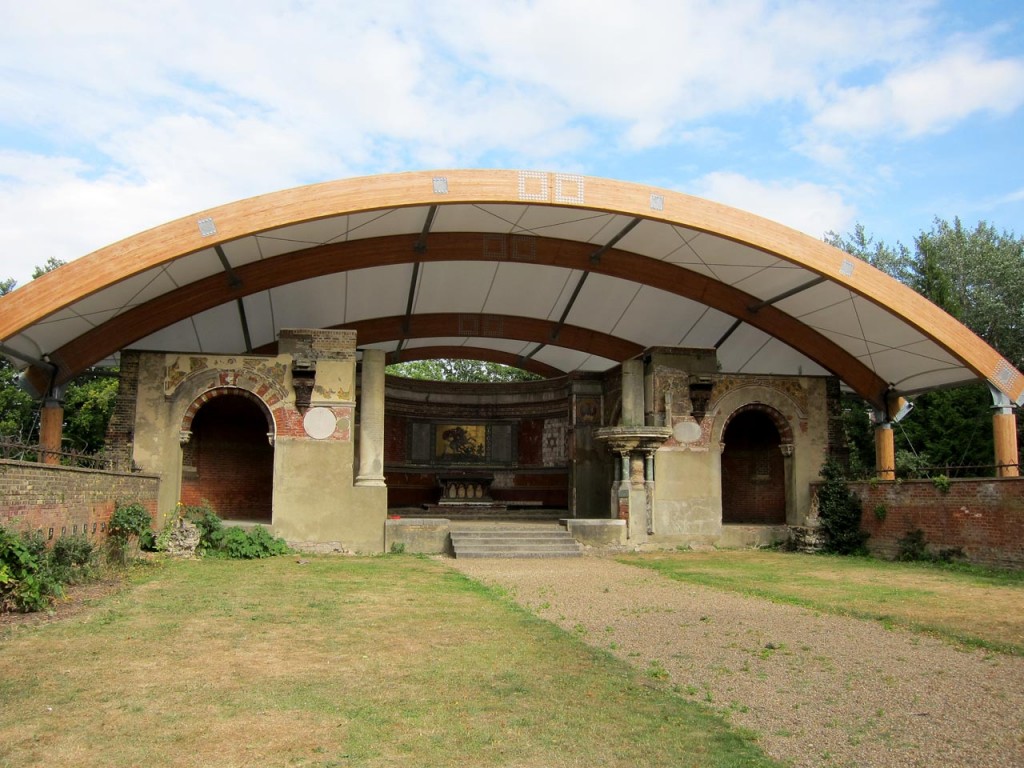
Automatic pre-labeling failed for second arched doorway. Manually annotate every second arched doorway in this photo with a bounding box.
[721,408,787,525]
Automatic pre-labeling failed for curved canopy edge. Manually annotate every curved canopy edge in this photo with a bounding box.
[0,169,1020,410]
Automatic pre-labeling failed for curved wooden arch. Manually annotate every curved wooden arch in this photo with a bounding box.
[39,233,887,406]
[1,169,1018,405]
[338,314,643,362]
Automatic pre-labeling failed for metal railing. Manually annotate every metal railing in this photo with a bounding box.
[0,438,129,472]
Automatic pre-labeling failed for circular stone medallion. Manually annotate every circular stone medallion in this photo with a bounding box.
[303,407,337,440]
[673,420,703,444]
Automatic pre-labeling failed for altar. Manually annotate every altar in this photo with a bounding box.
[436,472,495,504]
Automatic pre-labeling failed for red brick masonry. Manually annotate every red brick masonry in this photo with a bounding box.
[0,459,159,542]
[820,478,1024,569]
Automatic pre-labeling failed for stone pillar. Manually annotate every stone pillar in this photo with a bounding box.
[621,359,644,427]
[355,349,386,486]
[39,395,64,465]
[780,443,796,524]
[643,450,656,535]
[616,450,631,522]
[990,385,1020,478]
[873,419,896,480]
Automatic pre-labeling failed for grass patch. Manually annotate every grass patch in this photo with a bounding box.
[618,550,1024,655]
[0,556,781,767]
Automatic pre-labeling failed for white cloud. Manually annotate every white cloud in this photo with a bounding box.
[814,46,1024,138]
[691,171,857,238]
[431,0,927,143]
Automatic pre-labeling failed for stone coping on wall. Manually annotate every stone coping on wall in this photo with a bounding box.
[0,457,160,480]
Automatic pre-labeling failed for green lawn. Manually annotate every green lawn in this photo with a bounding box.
[619,550,1024,654]
[0,556,781,768]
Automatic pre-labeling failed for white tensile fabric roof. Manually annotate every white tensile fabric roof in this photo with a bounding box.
[1,169,1021,411]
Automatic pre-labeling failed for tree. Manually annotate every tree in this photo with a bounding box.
[387,359,540,383]
[816,458,868,554]
[61,374,119,454]
[824,223,914,285]
[912,218,1024,370]
[0,278,36,442]
[31,257,67,279]
[1,262,117,453]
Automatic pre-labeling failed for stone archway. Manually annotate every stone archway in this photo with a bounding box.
[721,406,790,525]
[180,389,275,522]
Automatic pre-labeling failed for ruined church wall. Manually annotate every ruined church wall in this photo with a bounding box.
[126,331,385,552]
[648,359,833,545]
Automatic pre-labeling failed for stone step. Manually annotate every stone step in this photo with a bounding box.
[401,508,565,522]
[450,530,572,539]
[456,552,585,561]
[450,527,582,559]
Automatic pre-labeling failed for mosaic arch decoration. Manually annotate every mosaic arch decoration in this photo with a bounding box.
[1,170,1022,413]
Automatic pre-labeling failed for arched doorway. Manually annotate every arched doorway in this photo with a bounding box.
[721,409,786,525]
[180,393,274,522]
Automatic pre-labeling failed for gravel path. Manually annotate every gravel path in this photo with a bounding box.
[450,555,1024,768]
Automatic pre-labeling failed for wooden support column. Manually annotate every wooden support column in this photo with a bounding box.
[990,385,1020,478]
[873,419,895,481]
[39,397,64,465]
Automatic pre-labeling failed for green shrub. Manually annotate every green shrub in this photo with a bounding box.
[897,528,964,563]
[0,526,63,612]
[107,503,153,565]
[896,528,929,561]
[49,534,97,584]
[182,503,223,553]
[175,505,289,559]
[214,525,290,559]
[816,459,869,555]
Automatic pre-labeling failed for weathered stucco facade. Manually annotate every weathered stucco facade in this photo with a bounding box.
[113,334,836,553]
[122,330,385,552]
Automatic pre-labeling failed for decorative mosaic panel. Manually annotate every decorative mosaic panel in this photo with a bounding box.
[542,418,568,466]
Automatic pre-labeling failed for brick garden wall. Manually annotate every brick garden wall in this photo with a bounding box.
[0,459,159,542]
[845,478,1024,569]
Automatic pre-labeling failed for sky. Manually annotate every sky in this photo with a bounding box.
[1,0,1022,289]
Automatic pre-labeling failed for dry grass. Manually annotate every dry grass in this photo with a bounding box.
[619,550,1024,654]
[0,555,780,768]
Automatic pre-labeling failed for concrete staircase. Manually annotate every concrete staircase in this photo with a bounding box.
[450,527,583,559]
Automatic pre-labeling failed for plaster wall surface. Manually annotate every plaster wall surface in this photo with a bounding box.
[272,438,385,552]
[654,450,722,541]
[133,352,184,521]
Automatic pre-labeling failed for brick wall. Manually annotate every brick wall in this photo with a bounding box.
[385,413,408,463]
[841,478,1024,569]
[0,459,159,542]
[104,349,141,468]
[179,395,274,521]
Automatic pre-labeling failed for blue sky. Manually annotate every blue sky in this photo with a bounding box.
[1,0,1022,288]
